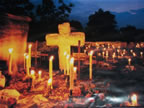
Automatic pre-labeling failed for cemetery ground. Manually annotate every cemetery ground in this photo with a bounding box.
[1,43,144,108]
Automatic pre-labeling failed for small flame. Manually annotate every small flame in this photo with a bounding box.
[133,53,136,57]
[31,70,35,75]
[131,94,138,106]
[24,53,27,57]
[70,57,74,64]
[140,52,143,56]
[89,50,94,56]
[128,58,131,62]
[28,44,32,48]
[48,78,52,86]
[73,67,77,72]
[64,51,67,56]
[66,55,70,59]
[8,48,13,54]
[26,55,29,59]
[49,56,54,61]
[38,70,42,75]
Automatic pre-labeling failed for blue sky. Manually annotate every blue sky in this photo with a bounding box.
[31,0,144,28]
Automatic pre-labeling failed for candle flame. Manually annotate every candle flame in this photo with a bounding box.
[24,53,27,57]
[89,50,94,55]
[49,56,54,61]
[66,55,70,59]
[28,44,32,48]
[48,78,52,86]
[8,48,13,53]
[70,57,74,64]
[38,70,42,75]
[26,55,29,59]
[31,70,35,75]
[133,53,136,57]
[64,51,67,56]
[131,94,138,106]
[73,67,77,72]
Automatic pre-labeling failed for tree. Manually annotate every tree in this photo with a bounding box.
[36,0,73,24]
[0,0,34,17]
[86,8,117,41]
[29,0,73,41]
[120,25,137,42]
[70,20,83,32]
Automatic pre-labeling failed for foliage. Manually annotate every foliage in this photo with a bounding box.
[0,0,34,17]
[86,9,117,41]
[70,20,83,32]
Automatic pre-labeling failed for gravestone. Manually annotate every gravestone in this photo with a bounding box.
[46,22,85,71]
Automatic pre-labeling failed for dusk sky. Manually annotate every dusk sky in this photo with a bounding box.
[31,0,144,28]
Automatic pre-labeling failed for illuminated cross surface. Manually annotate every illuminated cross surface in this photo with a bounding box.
[46,22,85,71]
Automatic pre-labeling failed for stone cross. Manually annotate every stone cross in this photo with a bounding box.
[46,22,85,71]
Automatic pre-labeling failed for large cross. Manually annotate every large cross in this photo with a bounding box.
[46,22,85,71]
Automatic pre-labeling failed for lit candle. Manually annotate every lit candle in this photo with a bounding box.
[66,55,70,75]
[131,94,138,106]
[31,70,35,79]
[106,51,108,60]
[8,48,13,75]
[130,49,133,53]
[70,57,74,91]
[128,58,131,65]
[28,44,32,68]
[64,51,67,75]
[89,50,93,80]
[26,55,30,76]
[140,52,143,58]
[73,67,77,81]
[30,70,35,88]
[48,78,52,88]
[24,53,27,69]
[38,70,42,80]
[133,52,136,57]
[112,52,116,62]
[49,56,54,89]
[102,51,105,58]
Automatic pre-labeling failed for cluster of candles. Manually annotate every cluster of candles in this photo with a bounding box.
[85,43,144,68]
[63,51,77,92]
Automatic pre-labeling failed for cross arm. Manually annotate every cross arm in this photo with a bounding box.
[70,32,85,46]
[45,33,59,46]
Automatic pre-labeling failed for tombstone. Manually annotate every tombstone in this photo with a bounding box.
[0,13,31,75]
[46,22,85,71]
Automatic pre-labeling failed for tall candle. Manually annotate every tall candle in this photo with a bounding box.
[106,51,108,60]
[49,56,54,89]
[8,48,13,75]
[30,70,35,88]
[66,55,70,75]
[131,94,138,106]
[112,52,116,62]
[64,51,67,75]
[26,55,30,76]
[89,50,93,80]
[128,58,131,66]
[38,70,42,80]
[28,44,32,68]
[73,67,77,80]
[48,78,52,87]
[70,57,74,90]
